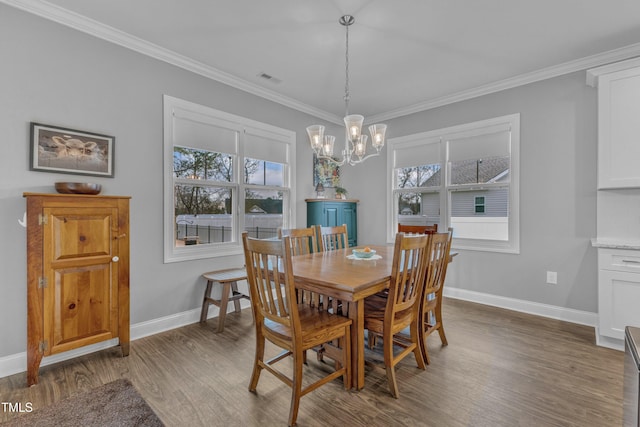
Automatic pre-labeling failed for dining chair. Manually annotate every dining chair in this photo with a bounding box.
[398,223,438,234]
[278,226,322,312]
[242,232,352,427]
[419,229,452,365]
[363,232,430,398]
[277,226,319,255]
[315,224,349,251]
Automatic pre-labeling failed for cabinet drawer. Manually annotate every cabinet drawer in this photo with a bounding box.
[599,248,640,272]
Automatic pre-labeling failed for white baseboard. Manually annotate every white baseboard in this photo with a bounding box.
[594,328,625,351]
[443,287,598,327]
[0,300,252,381]
[1,291,598,379]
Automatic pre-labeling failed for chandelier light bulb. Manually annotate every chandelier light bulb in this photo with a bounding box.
[306,125,325,154]
[369,124,387,150]
[323,135,336,157]
[355,135,368,158]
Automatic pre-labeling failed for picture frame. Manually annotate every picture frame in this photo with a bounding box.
[30,122,115,177]
[313,154,341,188]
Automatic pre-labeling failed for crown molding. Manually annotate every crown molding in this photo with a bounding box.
[4,0,640,124]
[368,43,640,123]
[1,0,343,125]
[586,56,640,87]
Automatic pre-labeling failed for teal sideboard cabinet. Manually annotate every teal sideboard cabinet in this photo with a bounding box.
[306,198,358,247]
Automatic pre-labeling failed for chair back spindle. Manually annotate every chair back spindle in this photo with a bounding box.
[316,224,348,251]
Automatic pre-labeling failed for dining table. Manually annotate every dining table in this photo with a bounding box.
[291,244,395,390]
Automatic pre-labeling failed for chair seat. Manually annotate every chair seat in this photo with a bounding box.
[265,304,352,350]
[364,296,414,334]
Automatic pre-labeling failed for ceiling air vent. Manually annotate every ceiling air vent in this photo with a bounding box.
[257,72,282,84]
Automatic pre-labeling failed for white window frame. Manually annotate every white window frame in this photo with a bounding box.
[163,95,296,262]
[387,113,520,253]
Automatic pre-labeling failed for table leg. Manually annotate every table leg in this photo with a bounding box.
[348,300,366,390]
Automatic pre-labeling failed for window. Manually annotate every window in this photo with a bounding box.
[163,95,296,262]
[388,114,519,253]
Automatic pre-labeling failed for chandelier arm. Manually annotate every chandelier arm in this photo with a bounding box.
[346,151,381,166]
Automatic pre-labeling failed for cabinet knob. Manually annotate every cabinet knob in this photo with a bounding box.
[112,256,119,262]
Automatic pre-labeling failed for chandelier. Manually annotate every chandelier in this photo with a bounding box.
[306,15,387,166]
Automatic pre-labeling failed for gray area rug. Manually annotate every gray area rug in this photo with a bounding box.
[1,379,164,427]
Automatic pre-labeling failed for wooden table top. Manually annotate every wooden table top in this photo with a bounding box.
[291,245,394,300]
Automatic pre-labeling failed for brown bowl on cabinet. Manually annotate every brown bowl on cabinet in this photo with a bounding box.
[55,182,102,195]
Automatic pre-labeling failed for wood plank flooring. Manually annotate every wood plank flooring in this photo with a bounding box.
[0,298,624,426]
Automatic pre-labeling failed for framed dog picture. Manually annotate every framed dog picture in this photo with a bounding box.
[30,122,115,177]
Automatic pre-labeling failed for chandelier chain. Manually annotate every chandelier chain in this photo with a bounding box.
[344,19,350,115]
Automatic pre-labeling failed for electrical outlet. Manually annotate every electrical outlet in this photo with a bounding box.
[546,271,557,285]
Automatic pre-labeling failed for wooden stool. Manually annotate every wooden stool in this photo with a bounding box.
[200,268,249,332]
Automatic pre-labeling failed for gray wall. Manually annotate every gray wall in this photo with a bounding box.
[0,5,324,357]
[0,4,598,361]
[346,71,598,313]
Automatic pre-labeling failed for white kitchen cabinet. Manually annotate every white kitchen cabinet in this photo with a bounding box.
[588,58,640,189]
[597,247,640,347]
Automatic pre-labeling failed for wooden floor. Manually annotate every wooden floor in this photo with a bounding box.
[0,298,624,426]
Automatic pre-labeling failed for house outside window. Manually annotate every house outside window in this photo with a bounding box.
[388,114,520,253]
[475,196,486,213]
[163,95,296,262]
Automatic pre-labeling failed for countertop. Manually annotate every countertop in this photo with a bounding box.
[591,238,640,250]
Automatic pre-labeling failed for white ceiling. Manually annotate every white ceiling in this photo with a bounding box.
[6,0,640,124]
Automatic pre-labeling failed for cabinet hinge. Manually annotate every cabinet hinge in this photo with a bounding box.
[38,214,48,225]
[38,277,47,289]
[39,341,48,353]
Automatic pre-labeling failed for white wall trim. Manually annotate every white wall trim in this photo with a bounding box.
[0,301,251,380]
[0,289,601,380]
[4,0,640,124]
[443,287,598,327]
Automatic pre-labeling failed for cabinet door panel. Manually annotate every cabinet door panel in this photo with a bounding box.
[43,206,118,355]
[342,204,357,247]
[599,270,640,340]
[323,205,340,227]
[598,67,640,188]
[49,209,112,260]
[47,263,115,354]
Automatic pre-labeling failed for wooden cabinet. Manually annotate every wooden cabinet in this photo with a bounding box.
[588,58,640,189]
[24,193,130,386]
[306,199,358,247]
[596,247,640,348]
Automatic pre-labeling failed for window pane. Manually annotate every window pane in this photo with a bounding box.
[244,189,283,239]
[451,188,509,240]
[244,157,284,186]
[174,185,233,245]
[397,192,440,230]
[396,164,441,188]
[450,155,509,185]
[174,146,233,182]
